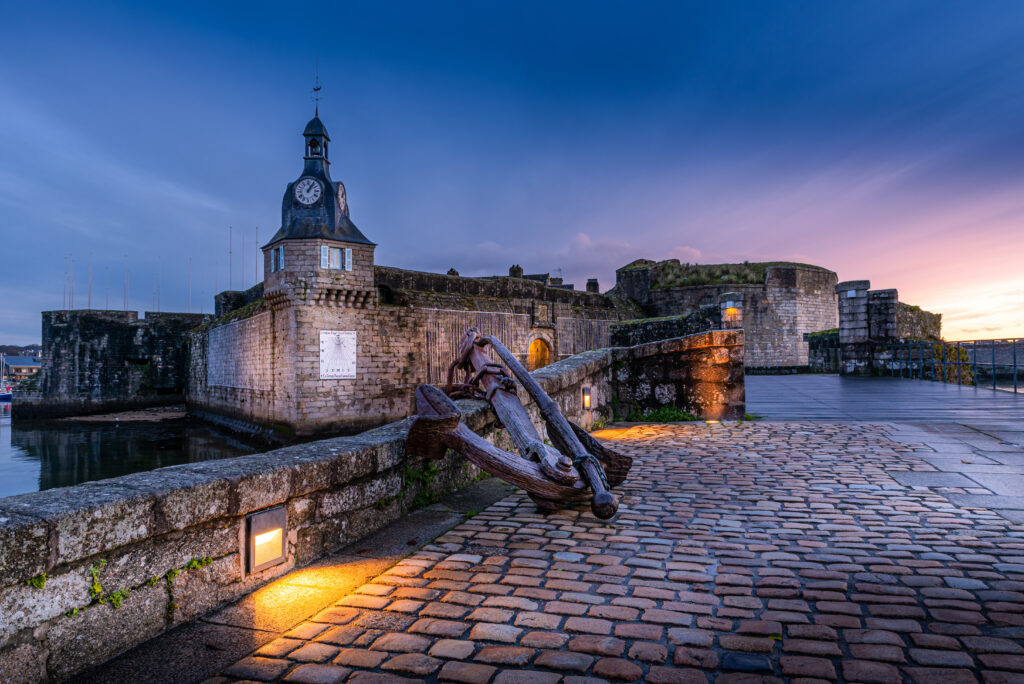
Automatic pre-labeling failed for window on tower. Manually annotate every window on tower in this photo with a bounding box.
[270,246,285,272]
[321,245,353,271]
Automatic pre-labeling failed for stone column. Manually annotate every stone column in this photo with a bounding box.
[868,289,898,341]
[586,278,600,293]
[719,292,744,330]
[836,280,871,375]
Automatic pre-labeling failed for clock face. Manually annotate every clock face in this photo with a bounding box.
[294,178,323,205]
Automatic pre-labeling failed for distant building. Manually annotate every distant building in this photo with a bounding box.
[2,356,41,382]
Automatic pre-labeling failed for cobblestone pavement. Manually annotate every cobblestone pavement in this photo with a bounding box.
[210,422,1024,683]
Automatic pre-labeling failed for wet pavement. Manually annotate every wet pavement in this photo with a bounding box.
[184,420,1024,683]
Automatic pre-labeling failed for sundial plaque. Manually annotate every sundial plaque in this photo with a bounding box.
[319,330,357,379]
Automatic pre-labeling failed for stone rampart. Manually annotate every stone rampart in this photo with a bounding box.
[14,311,211,420]
[807,330,840,373]
[187,263,633,437]
[615,262,836,369]
[215,283,264,318]
[0,330,743,681]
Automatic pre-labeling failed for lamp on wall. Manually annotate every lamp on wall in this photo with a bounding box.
[246,506,287,573]
[582,387,592,410]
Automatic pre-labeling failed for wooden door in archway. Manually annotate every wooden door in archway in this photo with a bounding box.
[528,338,552,371]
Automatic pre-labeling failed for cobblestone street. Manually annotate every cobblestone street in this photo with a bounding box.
[211,422,1024,684]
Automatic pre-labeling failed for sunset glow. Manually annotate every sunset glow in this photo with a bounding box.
[2,2,1023,342]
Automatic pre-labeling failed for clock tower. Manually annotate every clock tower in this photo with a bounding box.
[260,113,379,435]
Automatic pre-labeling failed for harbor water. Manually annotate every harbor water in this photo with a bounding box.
[0,402,268,499]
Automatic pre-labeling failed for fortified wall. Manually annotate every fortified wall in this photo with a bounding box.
[14,310,210,419]
[187,260,634,438]
[615,260,838,368]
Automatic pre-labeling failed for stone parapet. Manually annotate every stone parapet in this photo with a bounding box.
[609,307,720,347]
[612,329,745,420]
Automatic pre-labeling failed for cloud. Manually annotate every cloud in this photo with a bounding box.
[668,246,702,262]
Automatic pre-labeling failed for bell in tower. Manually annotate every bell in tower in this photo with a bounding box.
[303,116,329,164]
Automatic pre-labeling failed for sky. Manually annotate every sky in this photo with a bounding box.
[2,0,1024,344]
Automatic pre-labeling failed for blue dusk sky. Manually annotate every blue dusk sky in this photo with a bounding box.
[2,1,1024,343]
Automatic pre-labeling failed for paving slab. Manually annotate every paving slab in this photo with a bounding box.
[957,473,1024,496]
[747,375,1024,422]
[945,493,1024,509]
[889,472,983,488]
[70,620,278,684]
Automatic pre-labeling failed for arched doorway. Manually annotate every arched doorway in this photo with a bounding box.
[528,338,552,371]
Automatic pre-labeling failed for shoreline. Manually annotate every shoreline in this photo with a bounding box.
[56,404,188,423]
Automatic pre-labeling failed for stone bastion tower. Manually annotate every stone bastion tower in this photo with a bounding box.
[260,114,379,432]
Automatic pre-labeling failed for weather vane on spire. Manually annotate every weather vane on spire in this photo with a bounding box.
[312,57,322,116]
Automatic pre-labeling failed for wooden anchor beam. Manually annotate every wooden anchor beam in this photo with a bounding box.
[408,327,631,519]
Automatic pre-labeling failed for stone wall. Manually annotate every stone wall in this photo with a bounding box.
[14,311,211,420]
[188,255,632,438]
[609,307,720,347]
[611,330,745,421]
[0,330,743,682]
[897,302,942,341]
[807,330,840,373]
[615,263,836,368]
[215,283,264,318]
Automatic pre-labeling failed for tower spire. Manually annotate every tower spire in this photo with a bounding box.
[312,57,321,116]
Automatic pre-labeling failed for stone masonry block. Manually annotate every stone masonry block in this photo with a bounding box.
[104,468,232,532]
[0,567,92,649]
[184,456,293,515]
[0,641,46,684]
[96,522,239,597]
[321,473,402,517]
[0,483,156,569]
[0,508,50,587]
[45,582,167,681]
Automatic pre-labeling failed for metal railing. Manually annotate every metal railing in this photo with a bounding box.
[888,338,1022,392]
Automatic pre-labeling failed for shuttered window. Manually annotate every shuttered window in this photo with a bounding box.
[322,245,354,271]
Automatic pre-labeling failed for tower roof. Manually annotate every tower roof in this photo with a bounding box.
[303,116,329,139]
[266,214,374,246]
[265,114,374,248]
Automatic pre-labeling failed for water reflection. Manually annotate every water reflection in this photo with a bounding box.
[0,403,265,498]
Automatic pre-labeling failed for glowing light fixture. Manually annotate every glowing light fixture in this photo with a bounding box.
[725,307,739,316]
[582,387,592,409]
[246,506,287,573]
[705,419,720,424]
